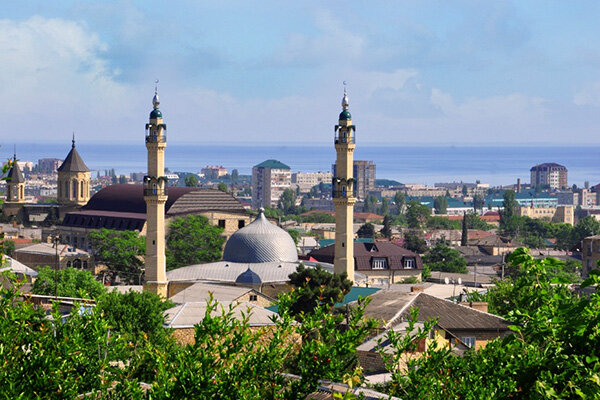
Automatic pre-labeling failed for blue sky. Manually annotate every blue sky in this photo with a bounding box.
[1,1,599,145]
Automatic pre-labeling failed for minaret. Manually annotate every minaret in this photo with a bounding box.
[143,83,169,297]
[5,151,25,204]
[333,87,356,282]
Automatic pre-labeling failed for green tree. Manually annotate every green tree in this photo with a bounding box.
[380,215,393,239]
[357,222,375,238]
[88,229,146,285]
[403,231,428,254]
[394,191,406,215]
[287,264,352,315]
[461,212,468,246]
[433,196,448,214]
[166,215,225,270]
[472,193,485,211]
[423,242,467,273]
[406,200,431,229]
[287,229,300,245]
[380,197,390,216]
[184,174,198,187]
[217,181,228,193]
[278,188,297,213]
[499,190,520,237]
[461,184,468,196]
[427,216,461,230]
[32,266,107,299]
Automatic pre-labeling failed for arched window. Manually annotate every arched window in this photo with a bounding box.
[73,259,82,269]
[66,261,72,268]
[20,186,24,199]
[65,181,69,198]
[80,181,84,197]
[152,182,157,194]
[73,180,78,199]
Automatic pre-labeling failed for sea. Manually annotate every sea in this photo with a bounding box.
[6,142,600,187]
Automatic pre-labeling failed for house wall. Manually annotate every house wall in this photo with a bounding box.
[360,269,421,285]
[582,237,600,278]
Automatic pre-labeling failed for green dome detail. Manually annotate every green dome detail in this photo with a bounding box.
[339,110,352,121]
[150,109,162,119]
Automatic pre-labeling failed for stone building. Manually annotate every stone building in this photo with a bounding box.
[530,163,568,190]
[3,153,26,217]
[57,136,91,207]
[582,235,600,278]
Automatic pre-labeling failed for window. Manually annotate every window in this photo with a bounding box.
[462,336,476,348]
[238,220,245,229]
[218,219,226,228]
[73,180,78,199]
[404,258,416,269]
[249,294,258,301]
[80,181,84,197]
[65,181,69,198]
[372,258,388,270]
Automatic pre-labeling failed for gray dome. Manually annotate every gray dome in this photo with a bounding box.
[223,210,298,263]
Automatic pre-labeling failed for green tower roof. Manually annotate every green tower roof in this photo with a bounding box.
[339,110,352,121]
[150,109,162,119]
[254,159,290,169]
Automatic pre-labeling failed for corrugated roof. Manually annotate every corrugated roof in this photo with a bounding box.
[164,301,278,328]
[167,189,247,215]
[254,159,290,170]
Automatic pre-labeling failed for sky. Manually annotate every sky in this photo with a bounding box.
[1,0,600,146]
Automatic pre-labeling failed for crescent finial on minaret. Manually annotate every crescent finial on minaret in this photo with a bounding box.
[153,79,160,110]
[342,81,349,110]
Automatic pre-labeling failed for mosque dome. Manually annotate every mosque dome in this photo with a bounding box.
[223,209,298,264]
[150,109,162,119]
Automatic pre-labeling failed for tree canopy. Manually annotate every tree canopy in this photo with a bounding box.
[287,264,352,315]
[88,228,146,285]
[406,200,431,229]
[32,267,107,299]
[166,215,225,270]
[356,222,375,238]
[422,242,467,273]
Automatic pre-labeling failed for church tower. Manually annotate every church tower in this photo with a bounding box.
[4,152,26,213]
[333,87,356,282]
[57,135,90,206]
[143,85,168,297]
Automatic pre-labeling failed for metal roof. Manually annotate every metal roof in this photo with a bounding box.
[0,255,38,277]
[164,301,278,328]
[169,282,255,303]
[167,261,300,284]
[223,211,298,263]
[253,159,290,169]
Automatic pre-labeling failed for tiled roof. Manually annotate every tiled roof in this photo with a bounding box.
[308,242,423,271]
[167,189,246,215]
[361,291,511,331]
[83,184,195,213]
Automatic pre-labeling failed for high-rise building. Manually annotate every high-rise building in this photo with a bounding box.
[292,171,333,193]
[251,160,291,209]
[332,88,356,282]
[143,86,168,297]
[530,163,568,190]
[57,136,91,206]
[332,160,375,200]
[37,158,62,174]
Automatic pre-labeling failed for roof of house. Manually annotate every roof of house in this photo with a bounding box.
[254,159,290,170]
[361,291,511,331]
[0,255,38,276]
[14,242,89,257]
[530,163,567,171]
[308,242,423,271]
[57,141,89,172]
[164,301,278,328]
[169,282,260,304]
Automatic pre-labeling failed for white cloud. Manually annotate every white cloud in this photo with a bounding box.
[573,79,600,107]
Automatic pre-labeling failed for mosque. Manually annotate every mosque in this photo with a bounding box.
[142,85,361,298]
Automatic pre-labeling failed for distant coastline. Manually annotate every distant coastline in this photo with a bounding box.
[5,142,599,187]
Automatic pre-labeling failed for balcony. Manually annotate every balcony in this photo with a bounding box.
[145,134,167,143]
[334,135,355,145]
[332,189,357,199]
[144,187,168,196]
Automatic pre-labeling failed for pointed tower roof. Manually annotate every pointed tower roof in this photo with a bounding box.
[6,153,24,183]
[57,135,90,173]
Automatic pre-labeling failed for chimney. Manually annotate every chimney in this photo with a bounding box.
[516,178,521,193]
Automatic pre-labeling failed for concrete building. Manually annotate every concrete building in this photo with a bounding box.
[582,235,600,278]
[332,160,375,200]
[57,136,91,207]
[332,89,357,282]
[292,171,332,193]
[37,158,62,174]
[251,159,291,209]
[201,165,228,180]
[530,163,568,190]
[518,205,574,225]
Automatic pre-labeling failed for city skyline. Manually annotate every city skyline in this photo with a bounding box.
[1,1,600,145]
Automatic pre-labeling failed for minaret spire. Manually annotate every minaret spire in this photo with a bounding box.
[333,83,357,283]
[72,132,76,148]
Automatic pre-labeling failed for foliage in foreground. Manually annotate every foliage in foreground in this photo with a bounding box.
[376,248,600,399]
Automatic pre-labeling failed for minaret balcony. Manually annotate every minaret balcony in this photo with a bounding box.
[144,187,168,196]
[145,134,167,143]
[334,135,355,145]
[332,188,358,198]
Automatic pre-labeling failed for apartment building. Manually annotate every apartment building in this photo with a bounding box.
[251,159,292,209]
